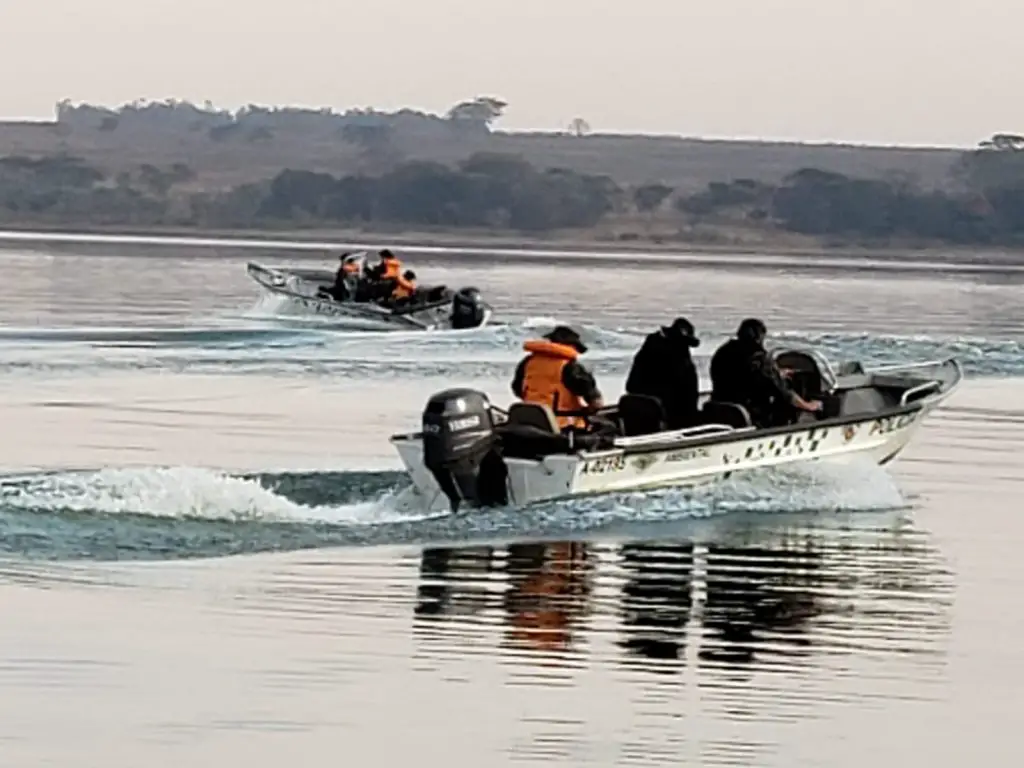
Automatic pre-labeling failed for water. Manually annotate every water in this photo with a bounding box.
[1,238,1022,766]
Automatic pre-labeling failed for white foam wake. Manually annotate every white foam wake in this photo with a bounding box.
[0,467,438,526]
[563,455,909,526]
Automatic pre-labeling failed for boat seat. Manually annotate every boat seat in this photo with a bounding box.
[701,400,753,428]
[617,394,667,436]
[507,402,560,435]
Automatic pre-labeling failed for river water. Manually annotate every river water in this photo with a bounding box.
[0,238,1022,766]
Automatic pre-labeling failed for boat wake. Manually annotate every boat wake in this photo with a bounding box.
[0,311,1020,379]
[0,459,908,562]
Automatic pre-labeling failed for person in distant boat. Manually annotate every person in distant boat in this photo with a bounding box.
[328,252,363,300]
[624,317,701,429]
[511,326,605,431]
[364,249,404,300]
[391,269,418,303]
[709,318,822,427]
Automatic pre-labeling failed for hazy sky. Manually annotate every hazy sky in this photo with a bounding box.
[2,0,1020,147]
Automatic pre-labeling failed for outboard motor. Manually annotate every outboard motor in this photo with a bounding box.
[422,388,507,512]
[450,287,487,329]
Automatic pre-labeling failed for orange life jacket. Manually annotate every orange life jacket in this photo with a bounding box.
[519,339,585,428]
[381,256,402,280]
[393,274,416,299]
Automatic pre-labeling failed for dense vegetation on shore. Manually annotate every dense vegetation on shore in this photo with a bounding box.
[0,97,1021,247]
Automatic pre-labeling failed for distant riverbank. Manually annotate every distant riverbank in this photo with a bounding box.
[1,223,1023,268]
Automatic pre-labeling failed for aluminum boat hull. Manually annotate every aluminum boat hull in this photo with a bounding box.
[389,355,964,514]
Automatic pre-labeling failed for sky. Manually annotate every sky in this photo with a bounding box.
[1,0,1020,147]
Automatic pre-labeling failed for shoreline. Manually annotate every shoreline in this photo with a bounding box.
[1,222,1023,266]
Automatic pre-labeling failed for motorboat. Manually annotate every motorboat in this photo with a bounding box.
[246,254,493,331]
[389,348,964,514]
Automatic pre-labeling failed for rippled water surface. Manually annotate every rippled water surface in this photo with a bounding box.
[1,237,1022,766]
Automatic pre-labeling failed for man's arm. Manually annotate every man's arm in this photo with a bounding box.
[757,356,821,412]
[562,361,605,409]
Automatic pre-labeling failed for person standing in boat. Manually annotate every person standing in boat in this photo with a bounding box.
[511,326,605,431]
[624,317,702,429]
[709,318,822,427]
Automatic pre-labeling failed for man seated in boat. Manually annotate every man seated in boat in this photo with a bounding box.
[325,252,364,300]
[709,318,822,428]
[363,249,405,301]
[388,269,419,306]
[510,325,608,434]
[624,317,702,429]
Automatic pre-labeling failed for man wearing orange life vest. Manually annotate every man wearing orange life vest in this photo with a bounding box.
[392,269,417,301]
[367,249,402,280]
[511,326,605,430]
[365,249,404,300]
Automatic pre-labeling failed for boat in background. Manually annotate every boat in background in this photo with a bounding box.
[246,257,493,332]
[390,348,964,514]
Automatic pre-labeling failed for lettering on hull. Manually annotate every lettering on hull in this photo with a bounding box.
[665,447,711,463]
[581,455,627,475]
[869,412,917,436]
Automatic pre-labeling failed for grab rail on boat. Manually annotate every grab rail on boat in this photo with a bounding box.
[866,356,957,376]
[900,380,942,406]
[613,423,742,448]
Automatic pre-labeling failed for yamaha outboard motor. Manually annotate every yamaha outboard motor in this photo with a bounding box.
[450,287,487,329]
[422,388,507,512]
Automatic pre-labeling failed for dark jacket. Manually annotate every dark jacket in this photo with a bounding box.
[709,338,796,420]
[624,329,700,429]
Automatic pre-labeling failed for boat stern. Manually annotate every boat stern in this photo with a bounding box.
[389,432,451,513]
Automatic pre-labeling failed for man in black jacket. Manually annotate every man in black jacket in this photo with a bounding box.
[710,318,822,427]
[624,317,702,429]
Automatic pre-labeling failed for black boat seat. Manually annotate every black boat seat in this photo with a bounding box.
[617,394,667,436]
[701,400,753,428]
[499,404,574,460]
[507,402,560,435]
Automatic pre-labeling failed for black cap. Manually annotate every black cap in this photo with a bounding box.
[664,317,700,347]
[737,318,767,343]
[543,325,588,353]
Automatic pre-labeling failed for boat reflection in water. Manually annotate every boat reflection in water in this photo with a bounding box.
[412,511,953,675]
[414,541,594,654]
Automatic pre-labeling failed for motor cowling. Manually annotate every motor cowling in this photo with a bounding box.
[450,287,487,329]
[422,388,506,512]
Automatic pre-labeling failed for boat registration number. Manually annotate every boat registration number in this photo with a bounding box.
[581,455,627,475]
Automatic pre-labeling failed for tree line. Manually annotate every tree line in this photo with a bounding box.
[0,134,1022,246]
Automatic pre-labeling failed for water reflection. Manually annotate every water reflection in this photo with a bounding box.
[503,541,593,653]
[414,514,954,679]
[414,541,594,654]
[699,540,821,666]
[618,542,693,666]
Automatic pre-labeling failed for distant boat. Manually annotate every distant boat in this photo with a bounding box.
[245,257,493,332]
